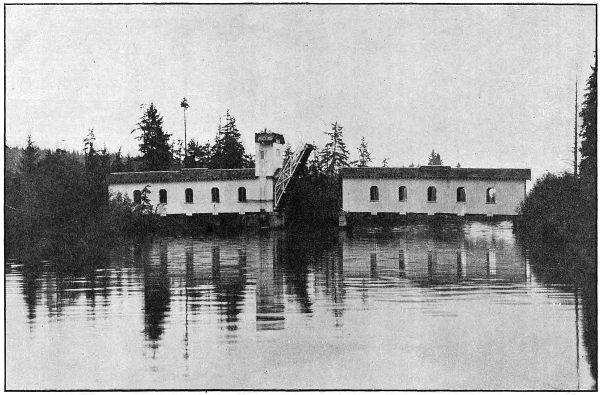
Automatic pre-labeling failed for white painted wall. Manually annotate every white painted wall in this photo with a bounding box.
[255,141,284,178]
[342,178,526,216]
[109,178,274,215]
[255,139,284,205]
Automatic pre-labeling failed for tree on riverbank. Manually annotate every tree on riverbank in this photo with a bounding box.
[518,58,597,264]
[428,150,443,165]
[5,134,154,264]
[579,58,597,191]
[319,122,350,174]
[132,103,173,171]
[282,123,348,228]
[352,136,372,168]
[210,110,254,169]
[184,138,212,168]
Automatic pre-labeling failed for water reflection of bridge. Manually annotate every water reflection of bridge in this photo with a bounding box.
[341,236,528,285]
[135,224,531,349]
[7,220,595,389]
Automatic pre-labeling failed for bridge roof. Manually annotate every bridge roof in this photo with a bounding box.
[340,166,531,181]
[107,168,257,184]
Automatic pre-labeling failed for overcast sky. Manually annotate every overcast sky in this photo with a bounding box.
[5,4,596,182]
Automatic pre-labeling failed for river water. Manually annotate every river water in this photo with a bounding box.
[5,221,596,390]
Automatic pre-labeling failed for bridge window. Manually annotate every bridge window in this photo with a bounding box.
[398,186,407,202]
[133,190,142,204]
[370,186,379,201]
[427,186,437,202]
[185,188,193,203]
[211,187,220,203]
[486,187,496,204]
[159,189,167,204]
[457,187,466,202]
[238,187,247,202]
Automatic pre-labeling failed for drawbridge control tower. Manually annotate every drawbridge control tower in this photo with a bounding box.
[254,131,313,211]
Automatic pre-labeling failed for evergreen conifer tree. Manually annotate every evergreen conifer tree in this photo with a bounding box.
[20,134,40,178]
[132,103,172,171]
[184,139,212,168]
[210,110,251,169]
[319,122,350,174]
[579,58,597,184]
[111,148,124,173]
[352,136,373,167]
[428,150,443,165]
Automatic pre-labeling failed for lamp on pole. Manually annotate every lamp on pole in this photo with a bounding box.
[180,97,190,162]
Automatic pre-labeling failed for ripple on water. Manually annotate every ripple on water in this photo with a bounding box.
[4,222,596,390]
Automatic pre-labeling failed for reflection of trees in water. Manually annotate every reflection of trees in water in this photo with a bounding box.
[276,238,313,314]
[525,241,597,390]
[11,243,116,325]
[143,241,171,350]
[18,254,42,324]
[286,232,344,324]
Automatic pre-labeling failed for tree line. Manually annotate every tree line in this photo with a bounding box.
[4,102,381,262]
[517,57,596,281]
[5,92,461,261]
[516,58,597,383]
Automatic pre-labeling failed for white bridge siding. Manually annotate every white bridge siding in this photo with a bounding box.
[107,131,287,216]
[342,178,525,216]
[341,167,530,217]
[109,178,274,215]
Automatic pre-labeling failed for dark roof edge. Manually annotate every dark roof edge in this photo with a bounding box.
[340,167,531,180]
[107,168,258,184]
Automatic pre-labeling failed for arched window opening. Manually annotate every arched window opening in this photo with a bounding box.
[211,187,220,203]
[457,187,466,202]
[486,187,496,204]
[185,188,193,203]
[238,187,247,202]
[370,186,379,201]
[133,190,142,204]
[427,186,437,202]
[159,189,167,204]
[398,186,407,202]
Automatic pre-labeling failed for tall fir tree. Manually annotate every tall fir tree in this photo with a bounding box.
[579,58,597,185]
[210,110,252,169]
[352,136,373,167]
[17,135,41,240]
[319,122,350,174]
[20,134,40,178]
[132,103,172,171]
[83,130,111,218]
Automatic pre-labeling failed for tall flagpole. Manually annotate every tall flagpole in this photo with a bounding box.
[181,97,190,164]
[574,78,579,179]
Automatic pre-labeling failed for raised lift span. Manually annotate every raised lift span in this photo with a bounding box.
[273,143,314,210]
